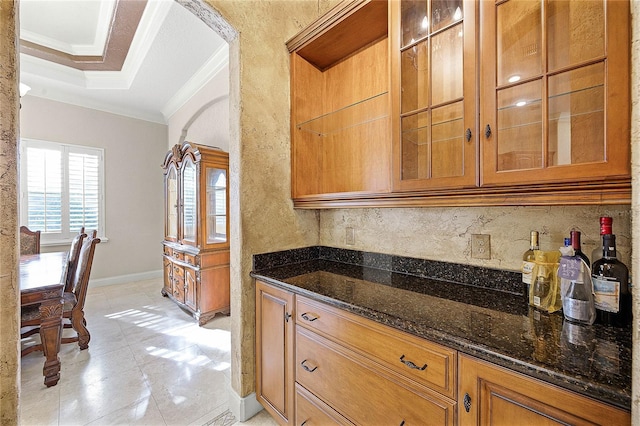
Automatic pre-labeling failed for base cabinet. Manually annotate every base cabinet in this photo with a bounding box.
[255,281,630,426]
[256,281,295,425]
[458,355,630,425]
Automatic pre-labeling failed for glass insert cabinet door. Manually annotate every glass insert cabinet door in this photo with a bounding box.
[181,157,198,244]
[165,164,178,241]
[205,166,228,245]
[394,0,477,191]
[481,0,630,186]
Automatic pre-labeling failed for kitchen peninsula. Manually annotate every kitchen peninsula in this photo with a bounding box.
[252,246,631,425]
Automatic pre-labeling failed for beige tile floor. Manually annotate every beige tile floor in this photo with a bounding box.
[19,277,277,426]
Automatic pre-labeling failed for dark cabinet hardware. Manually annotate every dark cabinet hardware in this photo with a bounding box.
[284,312,292,322]
[399,354,427,370]
[464,393,471,412]
[301,312,318,322]
[485,124,491,138]
[301,359,318,372]
[465,128,472,142]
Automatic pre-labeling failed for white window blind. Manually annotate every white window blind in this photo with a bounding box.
[20,139,105,244]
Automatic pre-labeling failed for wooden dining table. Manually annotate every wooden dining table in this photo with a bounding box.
[19,251,67,387]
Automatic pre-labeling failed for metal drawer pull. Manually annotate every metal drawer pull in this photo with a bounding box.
[464,393,471,412]
[300,360,317,373]
[400,421,405,426]
[301,312,318,322]
[399,354,427,371]
[300,421,307,426]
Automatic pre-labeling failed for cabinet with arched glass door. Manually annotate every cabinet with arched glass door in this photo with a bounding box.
[161,142,230,325]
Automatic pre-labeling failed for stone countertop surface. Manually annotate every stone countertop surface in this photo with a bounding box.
[251,247,632,411]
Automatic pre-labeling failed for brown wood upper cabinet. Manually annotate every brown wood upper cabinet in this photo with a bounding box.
[287,0,392,200]
[479,0,630,188]
[289,0,631,207]
[392,0,478,191]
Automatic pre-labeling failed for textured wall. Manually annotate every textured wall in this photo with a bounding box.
[0,0,20,422]
[189,0,339,397]
[630,1,639,422]
[320,205,632,272]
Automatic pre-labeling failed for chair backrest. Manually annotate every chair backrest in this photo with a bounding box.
[19,226,41,255]
[63,228,87,293]
[69,236,101,314]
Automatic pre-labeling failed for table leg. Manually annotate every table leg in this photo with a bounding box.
[38,298,63,387]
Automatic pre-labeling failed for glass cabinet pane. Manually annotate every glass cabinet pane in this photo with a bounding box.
[548,63,604,166]
[497,80,543,171]
[497,0,542,87]
[431,23,463,106]
[432,101,464,178]
[401,111,430,180]
[401,40,429,113]
[206,167,227,244]
[401,0,429,47]
[182,158,197,242]
[431,0,463,33]
[547,0,604,72]
[166,166,177,239]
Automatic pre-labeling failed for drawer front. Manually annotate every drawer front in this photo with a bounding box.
[296,326,456,426]
[184,254,199,267]
[295,383,353,426]
[163,245,172,257]
[296,296,456,398]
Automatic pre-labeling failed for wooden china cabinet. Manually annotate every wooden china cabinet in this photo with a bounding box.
[161,142,230,325]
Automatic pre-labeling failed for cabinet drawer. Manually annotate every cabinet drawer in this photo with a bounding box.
[173,265,184,278]
[163,246,172,257]
[296,326,456,426]
[184,254,199,267]
[295,383,353,426]
[296,296,456,399]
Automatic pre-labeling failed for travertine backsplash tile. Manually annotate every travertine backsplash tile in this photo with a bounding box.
[320,205,631,273]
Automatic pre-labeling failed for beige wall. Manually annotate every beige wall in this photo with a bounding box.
[167,61,230,151]
[20,96,167,282]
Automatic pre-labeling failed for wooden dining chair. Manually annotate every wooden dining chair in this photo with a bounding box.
[21,236,101,353]
[62,228,87,293]
[19,226,41,255]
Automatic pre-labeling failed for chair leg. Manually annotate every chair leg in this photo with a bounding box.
[72,310,90,350]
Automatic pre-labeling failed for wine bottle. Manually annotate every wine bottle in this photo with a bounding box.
[591,235,631,327]
[591,217,612,264]
[562,261,596,325]
[522,231,539,289]
[570,230,590,267]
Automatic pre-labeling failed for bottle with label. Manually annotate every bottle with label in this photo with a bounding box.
[591,234,631,327]
[522,231,539,290]
[561,259,596,325]
[591,216,612,264]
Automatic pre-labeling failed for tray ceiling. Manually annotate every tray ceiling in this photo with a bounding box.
[19,0,228,123]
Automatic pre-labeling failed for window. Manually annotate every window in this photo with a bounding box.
[20,138,105,244]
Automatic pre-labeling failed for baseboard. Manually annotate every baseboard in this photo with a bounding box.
[89,270,163,287]
[227,384,264,422]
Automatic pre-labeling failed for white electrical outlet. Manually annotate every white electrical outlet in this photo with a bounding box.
[471,234,491,259]
[346,227,355,245]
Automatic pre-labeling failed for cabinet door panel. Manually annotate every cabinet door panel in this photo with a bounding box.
[393,0,477,191]
[256,281,294,426]
[481,0,630,186]
[184,267,197,311]
[459,355,630,426]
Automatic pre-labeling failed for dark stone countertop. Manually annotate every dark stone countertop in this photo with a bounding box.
[251,246,632,411]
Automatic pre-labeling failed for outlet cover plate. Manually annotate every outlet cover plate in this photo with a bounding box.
[471,234,491,259]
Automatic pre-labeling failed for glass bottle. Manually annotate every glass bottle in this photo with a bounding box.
[591,216,612,264]
[562,261,596,325]
[531,251,550,309]
[570,230,589,267]
[591,235,631,327]
[522,231,539,290]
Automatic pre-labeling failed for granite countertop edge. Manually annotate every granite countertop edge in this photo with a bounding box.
[251,271,631,411]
